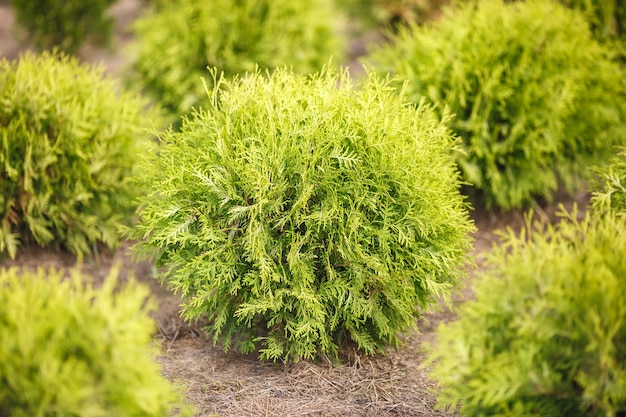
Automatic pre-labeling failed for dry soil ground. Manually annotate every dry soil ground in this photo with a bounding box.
[0,2,591,415]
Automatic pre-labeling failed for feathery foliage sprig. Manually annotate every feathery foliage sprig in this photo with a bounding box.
[131,66,474,361]
[131,0,346,126]
[0,51,157,259]
[591,147,626,216]
[427,210,626,416]
[0,267,192,416]
[367,0,626,209]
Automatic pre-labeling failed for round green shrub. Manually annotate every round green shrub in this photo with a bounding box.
[367,0,626,209]
[9,0,116,54]
[131,66,475,362]
[0,51,157,259]
[591,147,626,216]
[130,0,346,125]
[0,267,191,416]
[427,210,626,416]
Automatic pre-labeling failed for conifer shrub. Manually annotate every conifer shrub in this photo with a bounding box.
[9,0,116,53]
[131,66,475,361]
[427,210,626,416]
[367,0,626,209]
[591,147,626,216]
[0,51,156,259]
[0,267,191,416]
[130,0,346,126]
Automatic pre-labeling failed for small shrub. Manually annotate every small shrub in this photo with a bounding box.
[0,51,157,259]
[130,66,475,362]
[427,210,626,416]
[367,0,626,209]
[9,0,116,53]
[0,267,192,416]
[130,0,346,125]
[591,147,626,215]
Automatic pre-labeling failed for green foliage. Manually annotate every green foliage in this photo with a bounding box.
[0,267,192,416]
[427,210,626,416]
[558,0,625,41]
[130,0,346,126]
[0,51,156,259]
[130,66,475,362]
[367,0,626,209]
[591,147,626,216]
[9,0,116,54]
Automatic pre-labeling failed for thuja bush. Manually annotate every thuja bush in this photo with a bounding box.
[131,66,475,361]
[367,0,626,209]
[427,210,626,416]
[0,51,156,259]
[591,147,626,215]
[9,0,116,53]
[0,267,191,416]
[131,0,346,125]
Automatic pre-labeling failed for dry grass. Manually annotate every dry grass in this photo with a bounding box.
[156,324,457,417]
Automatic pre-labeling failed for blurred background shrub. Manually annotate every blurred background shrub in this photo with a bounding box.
[0,267,192,416]
[338,0,451,29]
[0,51,158,259]
[9,0,116,54]
[130,0,346,127]
[427,209,626,416]
[367,0,626,210]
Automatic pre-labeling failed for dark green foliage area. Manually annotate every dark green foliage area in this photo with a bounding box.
[9,0,116,54]
[367,0,626,209]
[0,52,156,259]
[0,267,192,416]
[592,147,626,216]
[131,0,346,126]
[558,0,625,41]
[427,210,626,416]
[131,66,475,362]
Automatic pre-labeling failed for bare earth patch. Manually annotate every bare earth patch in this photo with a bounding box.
[0,2,592,415]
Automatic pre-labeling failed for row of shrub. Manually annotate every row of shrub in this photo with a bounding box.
[9,0,626,54]
[1,0,625,414]
[3,0,624,251]
[5,0,626,209]
[0,37,185,414]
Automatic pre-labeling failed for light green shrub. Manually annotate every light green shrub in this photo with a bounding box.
[591,147,626,216]
[0,267,192,416]
[0,51,157,259]
[130,0,346,126]
[130,66,475,362]
[427,210,626,416]
[9,0,116,53]
[367,0,626,209]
